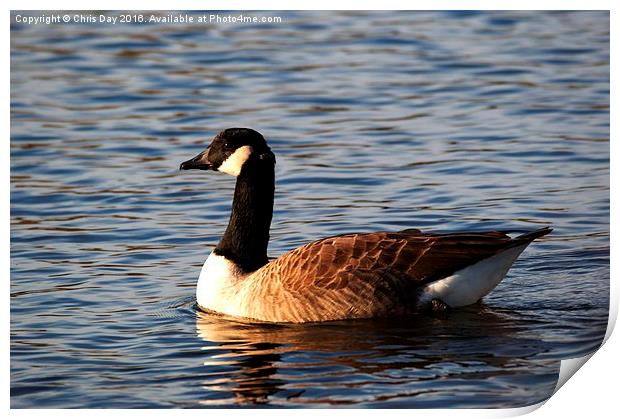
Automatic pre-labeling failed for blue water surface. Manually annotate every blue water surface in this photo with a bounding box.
[10,10,609,408]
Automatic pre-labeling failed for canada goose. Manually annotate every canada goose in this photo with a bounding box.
[180,128,551,323]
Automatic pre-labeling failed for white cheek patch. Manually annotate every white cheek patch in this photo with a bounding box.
[218,146,253,176]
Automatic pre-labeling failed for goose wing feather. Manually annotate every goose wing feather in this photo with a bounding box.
[248,229,547,322]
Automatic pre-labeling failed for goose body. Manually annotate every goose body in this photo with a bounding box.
[180,128,551,323]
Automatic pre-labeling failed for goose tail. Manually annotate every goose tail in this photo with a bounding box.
[506,226,553,249]
[419,226,552,309]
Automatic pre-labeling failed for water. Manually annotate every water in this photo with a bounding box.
[10,11,609,408]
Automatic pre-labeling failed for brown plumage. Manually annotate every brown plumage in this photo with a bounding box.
[180,128,552,324]
[238,228,552,323]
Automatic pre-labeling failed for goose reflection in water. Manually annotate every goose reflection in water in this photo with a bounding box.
[194,307,555,407]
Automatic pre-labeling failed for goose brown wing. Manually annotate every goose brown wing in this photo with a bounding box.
[277,231,517,289]
[251,230,528,322]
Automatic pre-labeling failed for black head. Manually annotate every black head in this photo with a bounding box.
[180,128,274,176]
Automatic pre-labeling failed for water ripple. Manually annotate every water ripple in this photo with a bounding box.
[10,10,608,408]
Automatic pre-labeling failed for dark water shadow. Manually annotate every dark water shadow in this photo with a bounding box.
[195,305,557,407]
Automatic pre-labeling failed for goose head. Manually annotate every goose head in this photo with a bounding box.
[180,128,275,176]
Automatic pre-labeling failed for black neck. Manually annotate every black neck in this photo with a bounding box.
[214,157,274,272]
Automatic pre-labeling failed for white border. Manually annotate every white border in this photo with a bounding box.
[5,1,616,418]
[3,0,619,10]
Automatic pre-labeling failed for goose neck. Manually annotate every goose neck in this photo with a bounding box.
[214,160,274,272]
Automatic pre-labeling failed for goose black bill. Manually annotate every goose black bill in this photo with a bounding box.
[180,150,213,171]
